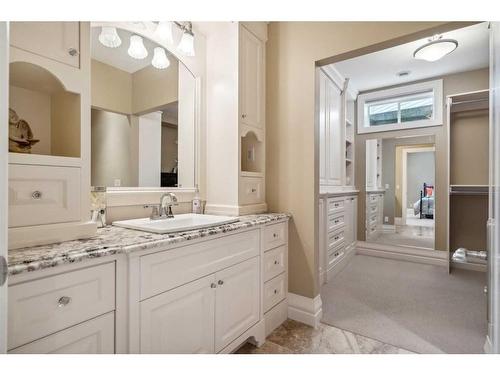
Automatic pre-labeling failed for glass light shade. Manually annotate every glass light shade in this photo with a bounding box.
[413,39,458,62]
[128,35,148,59]
[178,31,195,57]
[98,27,121,48]
[152,47,170,69]
[154,21,174,44]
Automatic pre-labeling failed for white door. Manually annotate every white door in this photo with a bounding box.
[140,274,216,354]
[239,25,263,130]
[0,21,9,354]
[9,22,80,68]
[488,21,500,354]
[214,256,260,352]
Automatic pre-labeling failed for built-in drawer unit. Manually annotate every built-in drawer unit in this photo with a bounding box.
[327,229,345,250]
[263,273,286,312]
[327,213,345,233]
[328,243,345,268]
[263,245,287,282]
[327,197,344,214]
[8,164,81,228]
[9,312,115,354]
[8,262,115,350]
[240,176,263,205]
[140,229,260,300]
[264,222,287,251]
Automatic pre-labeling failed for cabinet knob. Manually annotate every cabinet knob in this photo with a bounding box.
[210,283,217,289]
[274,260,279,265]
[273,233,278,238]
[251,188,257,193]
[218,280,224,286]
[57,296,71,307]
[68,48,79,56]
[241,114,247,119]
[274,289,278,294]
[32,190,42,200]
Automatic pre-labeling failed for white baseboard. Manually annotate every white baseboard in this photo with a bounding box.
[356,241,448,268]
[288,293,322,328]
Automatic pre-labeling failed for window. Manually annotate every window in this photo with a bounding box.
[357,80,443,134]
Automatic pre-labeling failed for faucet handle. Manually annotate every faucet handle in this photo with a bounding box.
[144,204,160,219]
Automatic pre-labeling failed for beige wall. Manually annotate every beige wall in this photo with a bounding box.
[266,22,474,299]
[91,59,132,115]
[51,91,81,158]
[161,123,178,173]
[355,68,489,254]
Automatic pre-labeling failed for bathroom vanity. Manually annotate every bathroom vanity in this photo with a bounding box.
[7,214,290,354]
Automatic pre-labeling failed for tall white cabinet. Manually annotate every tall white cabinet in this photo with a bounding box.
[206,22,268,216]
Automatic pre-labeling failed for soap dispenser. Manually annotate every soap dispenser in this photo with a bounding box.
[192,188,202,214]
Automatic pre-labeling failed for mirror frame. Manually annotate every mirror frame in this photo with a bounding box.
[90,22,203,207]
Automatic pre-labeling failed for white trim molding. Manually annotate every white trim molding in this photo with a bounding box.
[357,79,443,134]
[287,293,323,328]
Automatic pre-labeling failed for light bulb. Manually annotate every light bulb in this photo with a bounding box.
[152,47,170,69]
[98,27,121,48]
[178,31,195,57]
[154,21,174,44]
[128,35,148,60]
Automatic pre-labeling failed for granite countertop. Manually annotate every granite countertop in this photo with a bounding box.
[319,189,359,197]
[8,213,291,276]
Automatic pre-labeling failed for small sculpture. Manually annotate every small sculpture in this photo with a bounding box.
[9,108,39,153]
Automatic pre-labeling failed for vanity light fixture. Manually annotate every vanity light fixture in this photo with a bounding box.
[98,27,122,48]
[177,22,195,57]
[413,34,458,62]
[152,47,170,69]
[154,21,174,44]
[128,35,148,59]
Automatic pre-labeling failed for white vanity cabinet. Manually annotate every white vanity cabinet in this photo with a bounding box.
[10,22,81,68]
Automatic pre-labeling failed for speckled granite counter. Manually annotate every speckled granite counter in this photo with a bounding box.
[8,213,291,276]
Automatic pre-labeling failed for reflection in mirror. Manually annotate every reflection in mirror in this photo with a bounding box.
[365,135,435,249]
[90,26,196,189]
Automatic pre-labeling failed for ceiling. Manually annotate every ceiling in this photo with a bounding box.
[91,27,177,73]
[333,22,489,93]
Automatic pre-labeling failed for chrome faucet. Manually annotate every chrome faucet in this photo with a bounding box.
[144,192,178,220]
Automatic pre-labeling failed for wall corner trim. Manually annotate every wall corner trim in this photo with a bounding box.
[287,293,323,328]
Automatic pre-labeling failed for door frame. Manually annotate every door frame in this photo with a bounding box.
[401,146,436,226]
[0,21,9,354]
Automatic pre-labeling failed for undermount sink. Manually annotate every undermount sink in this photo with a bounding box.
[112,213,239,234]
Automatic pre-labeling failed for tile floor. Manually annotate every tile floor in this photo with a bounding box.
[236,319,414,354]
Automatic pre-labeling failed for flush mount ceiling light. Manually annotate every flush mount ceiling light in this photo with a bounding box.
[413,34,458,62]
[98,27,121,48]
[177,22,195,57]
[154,21,174,44]
[128,35,148,59]
[152,47,170,69]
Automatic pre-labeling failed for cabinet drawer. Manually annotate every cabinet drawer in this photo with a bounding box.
[8,262,115,350]
[263,273,286,312]
[240,176,263,205]
[327,198,344,214]
[327,213,345,232]
[140,229,260,300]
[264,222,287,251]
[369,194,378,203]
[263,245,286,282]
[328,243,345,267]
[328,229,345,250]
[9,312,115,354]
[9,164,81,227]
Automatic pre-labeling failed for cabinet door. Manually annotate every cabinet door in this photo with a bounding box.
[344,197,353,247]
[9,312,114,354]
[215,257,260,352]
[10,22,80,68]
[140,274,216,354]
[325,76,343,186]
[239,26,264,129]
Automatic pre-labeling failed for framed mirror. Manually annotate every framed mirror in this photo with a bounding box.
[90,25,197,190]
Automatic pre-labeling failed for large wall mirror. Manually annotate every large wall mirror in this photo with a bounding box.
[365,135,436,250]
[90,25,197,189]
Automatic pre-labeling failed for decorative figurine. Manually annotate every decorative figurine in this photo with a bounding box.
[9,108,39,153]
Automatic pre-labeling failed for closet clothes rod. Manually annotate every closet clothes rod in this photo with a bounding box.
[451,98,489,106]
[449,185,489,195]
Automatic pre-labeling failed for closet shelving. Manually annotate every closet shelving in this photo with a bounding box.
[447,89,490,272]
[344,92,355,186]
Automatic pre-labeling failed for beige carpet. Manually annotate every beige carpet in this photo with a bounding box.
[321,255,487,354]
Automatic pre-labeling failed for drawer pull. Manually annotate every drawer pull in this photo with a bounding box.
[274,260,279,265]
[273,233,278,238]
[31,190,42,200]
[217,280,224,286]
[274,289,278,294]
[68,48,79,56]
[57,296,71,308]
[242,114,247,119]
[334,236,339,240]
[251,188,257,193]
[210,283,217,289]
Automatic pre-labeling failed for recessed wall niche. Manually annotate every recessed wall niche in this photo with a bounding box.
[9,61,81,158]
[240,130,263,174]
